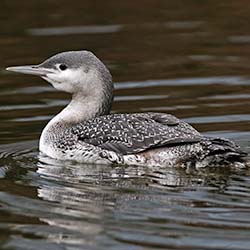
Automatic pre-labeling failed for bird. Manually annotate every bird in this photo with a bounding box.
[6,50,247,168]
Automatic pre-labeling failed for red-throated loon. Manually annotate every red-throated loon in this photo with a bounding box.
[6,51,247,168]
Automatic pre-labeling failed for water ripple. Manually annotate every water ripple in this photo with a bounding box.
[185,114,250,124]
[28,25,122,36]
[115,76,250,89]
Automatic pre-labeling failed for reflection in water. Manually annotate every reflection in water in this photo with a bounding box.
[37,153,232,189]
[24,154,246,248]
[0,142,249,249]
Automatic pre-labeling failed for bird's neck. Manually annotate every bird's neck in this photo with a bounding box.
[54,91,110,126]
[39,88,112,151]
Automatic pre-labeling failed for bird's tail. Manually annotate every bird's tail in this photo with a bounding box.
[194,137,248,168]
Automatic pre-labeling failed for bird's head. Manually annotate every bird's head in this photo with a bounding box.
[6,50,113,95]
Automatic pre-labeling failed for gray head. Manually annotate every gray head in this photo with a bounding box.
[6,50,113,115]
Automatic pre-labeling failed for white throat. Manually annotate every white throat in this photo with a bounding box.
[54,91,104,124]
[44,67,107,124]
[39,83,104,152]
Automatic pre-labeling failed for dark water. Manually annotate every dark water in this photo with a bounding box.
[1,1,250,249]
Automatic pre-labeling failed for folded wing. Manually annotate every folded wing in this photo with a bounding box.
[71,113,202,155]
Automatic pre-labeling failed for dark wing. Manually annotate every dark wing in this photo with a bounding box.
[71,113,202,155]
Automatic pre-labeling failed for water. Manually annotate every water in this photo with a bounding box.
[1,1,250,249]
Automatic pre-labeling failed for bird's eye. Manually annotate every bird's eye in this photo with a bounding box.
[59,64,67,71]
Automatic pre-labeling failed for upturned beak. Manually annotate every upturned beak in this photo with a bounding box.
[6,65,53,76]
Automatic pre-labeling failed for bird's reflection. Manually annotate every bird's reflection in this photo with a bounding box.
[37,153,238,190]
[0,151,248,248]
[35,154,244,247]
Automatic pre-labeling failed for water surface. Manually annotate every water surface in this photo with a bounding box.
[1,1,250,249]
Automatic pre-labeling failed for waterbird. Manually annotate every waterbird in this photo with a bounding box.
[6,51,247,168]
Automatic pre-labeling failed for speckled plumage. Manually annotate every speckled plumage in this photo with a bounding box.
[6,50,247,168]
[72,113,201,154]
[42,112,246,168]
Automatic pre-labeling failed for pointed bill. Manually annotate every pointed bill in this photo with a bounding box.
[6,65,53,76]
